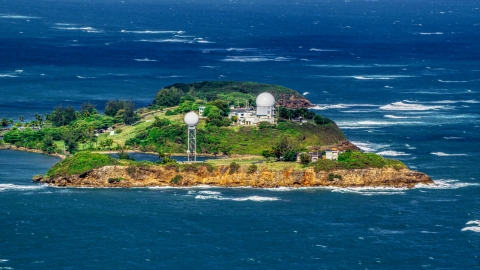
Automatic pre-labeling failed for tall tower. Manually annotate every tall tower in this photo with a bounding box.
[184,111,200,162]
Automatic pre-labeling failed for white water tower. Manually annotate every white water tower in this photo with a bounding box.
[184,111,199,162]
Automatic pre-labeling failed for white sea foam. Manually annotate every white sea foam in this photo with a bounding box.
[54,27,101,33]
[195,195,279,201]
[415,179,480,189]
[309,48,339,52]
[462,220,480,233]
[384,115,422,119]
[302,92,309,96]
[226,48,256,52]
[443,137,464,140]
[380,101,447,111]
[76,76,96,79]
[221,56,292,62]
[0,184,46,192]
[311,103,377,110]
[121,30,183,34]
[0,259,9,263]
[139,38,188,43]
[405,144,416,150]
[430,99,479,104]
[331,187,406,196]
[15,70,23,73]
[438,79,468,83]
[377,151,410,156]
[0,74,18,78]
[353,75,414,80]
[350,141,390,152]
[418,32,444,35]
[197,191,222,195]
[135,58,158,62]
[431,152,467,157]
[1,14,41,19]
[311,64,372,68]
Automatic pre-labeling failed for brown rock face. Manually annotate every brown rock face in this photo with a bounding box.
[276,94,313,109]
[37,165,434,189]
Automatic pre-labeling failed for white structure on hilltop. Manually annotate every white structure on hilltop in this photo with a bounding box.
[184,111,199,162]
[228,92,276,126]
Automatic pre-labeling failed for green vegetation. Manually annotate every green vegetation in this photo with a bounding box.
[170,175,183,185]
[46,152,118,178]
[312,150,408,172]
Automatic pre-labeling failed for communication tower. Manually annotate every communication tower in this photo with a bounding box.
[184,111,199,162]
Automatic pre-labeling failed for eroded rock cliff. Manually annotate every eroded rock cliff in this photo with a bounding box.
[36,165,433,189]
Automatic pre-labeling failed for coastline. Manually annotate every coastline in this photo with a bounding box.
[0,144,66,160]
[36,164,434,189]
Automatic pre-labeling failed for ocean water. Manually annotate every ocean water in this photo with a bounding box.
[1,0,480,268]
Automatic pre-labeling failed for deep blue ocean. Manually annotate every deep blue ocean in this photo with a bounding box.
[1,0,480,268]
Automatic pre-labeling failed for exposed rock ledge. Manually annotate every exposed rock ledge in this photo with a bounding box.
[35,165,433,189]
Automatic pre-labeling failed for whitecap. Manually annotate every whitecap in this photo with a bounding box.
[221,56,292,62]
[431,152,468,157]
[135,58,158,62]
[15,70,23,73]
[377,151,410,156]
[380,101,447,111]
[415,179,480,189]
[76,76,96,79]
[138,38,188,43]
[302,92,309,95]
[331,187,406,196]
[54,27,101,33]
[0,74,18,78]
[418,32,444,35]
[438,79,468,83]
[309,48,339,52]
[311,64,372,68]
[462,220,480,233]
[311,103,377,110]
[226,48,256,52]
[384,115,422,119]
[431,99,479,104]
[197,191,222,195]
[0,14,41,19]
[0,184,46,192]
[443,137,464,140]
[195,195,279,201]
[121,30,182,34]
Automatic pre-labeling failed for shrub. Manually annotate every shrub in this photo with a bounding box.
[328,173,342,181]
[247,164,257,173]
[299,153,311,165]
[229,162,241,174]
[108,177,124,183]
[46,152,118,178]
[313,159,340,172]
[170,175,183,185]
[338,150,386,169]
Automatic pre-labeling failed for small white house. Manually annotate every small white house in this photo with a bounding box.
[325,149,340,160]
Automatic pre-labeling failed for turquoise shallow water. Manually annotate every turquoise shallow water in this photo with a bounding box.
[1,0,480,268]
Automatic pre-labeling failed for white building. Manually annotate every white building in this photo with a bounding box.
[325,148,340,160]
[228,92,276,126]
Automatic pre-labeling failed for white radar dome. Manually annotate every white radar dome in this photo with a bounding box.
[184,111,200,126]
[256,92,275,107]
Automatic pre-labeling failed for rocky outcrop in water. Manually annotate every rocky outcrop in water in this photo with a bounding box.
[36,165,433,189]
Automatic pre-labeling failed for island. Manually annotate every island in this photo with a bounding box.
[0,81,433,188]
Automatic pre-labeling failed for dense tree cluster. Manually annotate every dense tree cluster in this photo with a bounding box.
[104,100,139,125]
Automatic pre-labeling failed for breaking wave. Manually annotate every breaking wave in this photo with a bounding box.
[221,56,292,62]
[1,14,41,19]
[431,152,468,157]
[380,101,447,111]
[384,115,422,119]
[121,30,183,34]
[331,187,406,196]
[195,195,280,201]
[0,184,46,192]
[54,26,101,33]
[415,179,480,189]
[135,58,158,62]
[309,48,339,52]
[377,151,410,156]
[462,220,480,233]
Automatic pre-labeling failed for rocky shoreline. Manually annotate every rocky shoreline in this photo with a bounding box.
[35,165,434,189]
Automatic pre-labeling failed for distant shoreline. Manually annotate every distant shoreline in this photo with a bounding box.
[0,144,65,160]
